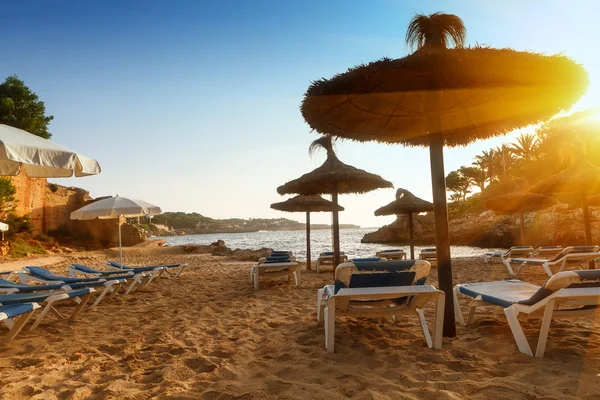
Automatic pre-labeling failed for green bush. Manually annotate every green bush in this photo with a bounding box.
[47,224,73,240]
[48,183,59,193]
[35,233,54,243]
[10,238,47,258]
[5,214,33,238]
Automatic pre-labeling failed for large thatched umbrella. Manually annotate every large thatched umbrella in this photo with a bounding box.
[299,13,588,336]
[271,195,344,270]
[529,157,600,245]
[484,179,558,245]
[277,136,393,270]
[374,188,433,259]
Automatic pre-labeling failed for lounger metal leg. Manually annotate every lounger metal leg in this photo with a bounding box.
[316,288,324,322]
[92,284,113,307]
[249,267,254,283]
[433,291,445,350]
[535,299,556,358]
[503,306,533,356]
[293,269,300,287]
[30,303,55,331]
[174,265,187,278]
[70,293,93,320]
[453,286,466,325]
[3,311,37,342]
[125,276,142,295]
[254,269,259,290]
[325,298,336,352]
[502,260,516,276]
[316,261,320,274]
[467,296,484,325]
[416,308,433,348]
[542,264,553,277]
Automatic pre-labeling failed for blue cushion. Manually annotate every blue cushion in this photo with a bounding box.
[0,303,37,319]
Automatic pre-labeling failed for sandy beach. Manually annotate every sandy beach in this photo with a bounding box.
[0,246,598,399]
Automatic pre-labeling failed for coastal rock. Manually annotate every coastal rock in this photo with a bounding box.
[362,206,600,247]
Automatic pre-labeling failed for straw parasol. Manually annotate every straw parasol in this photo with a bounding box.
[277,136,393,270]
[271,195,344,270]
[529,144,600,245]
[484,179,558,245]
[299,13,588,336]
[374,188,433,259]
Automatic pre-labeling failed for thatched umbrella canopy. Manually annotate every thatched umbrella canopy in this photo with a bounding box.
[484,179,558,245]
[299,12,588,337]
[529,157,600,245]
[277,136,393,270]
[374,188,433,258]
[271,195,344,270]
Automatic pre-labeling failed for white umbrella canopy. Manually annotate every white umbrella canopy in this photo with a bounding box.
[0,124,101,177]
[70,196,162,264]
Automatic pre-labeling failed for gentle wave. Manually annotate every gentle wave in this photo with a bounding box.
[158,228,503,261]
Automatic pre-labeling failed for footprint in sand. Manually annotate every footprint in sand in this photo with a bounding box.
[183,357,217,374]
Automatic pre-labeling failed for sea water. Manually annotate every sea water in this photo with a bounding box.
[159,228,503,261]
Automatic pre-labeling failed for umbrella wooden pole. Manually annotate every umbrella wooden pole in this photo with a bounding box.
[519,213,525,246]
[306,211,312,271]
[332,188,341,276]
[408,212,415,259]
[429,133,456,337]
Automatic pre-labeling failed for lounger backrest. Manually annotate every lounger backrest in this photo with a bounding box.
[422,248,436,252]
[334,260,430,294]
[518,270,600,306]
[320,251,346,256]
[270,251,292,256]
[381,249,403,253]
[71,264,99,274]
[0,278,28,289]
[25,266,61,280]
[265,255,291,262]
[352,257,382,262]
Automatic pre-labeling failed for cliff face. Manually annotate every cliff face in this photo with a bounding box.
[362,205,600,248]
[9,171,145,247]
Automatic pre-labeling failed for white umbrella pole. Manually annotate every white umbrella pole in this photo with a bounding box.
[118,217,123,265]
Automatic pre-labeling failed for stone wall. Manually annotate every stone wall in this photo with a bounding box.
[8,171,145,247]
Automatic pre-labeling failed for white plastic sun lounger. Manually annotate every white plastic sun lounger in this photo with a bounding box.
[317,259,444,353]
[454,270,600,357]
[503,246,600,277]
[69,264,149,294]
[257,255,297,264]
[316,252,348,273]
[375,249,407,260]
[0,270,22,281]
[483,246,534,263]
[418,248,437,266]
[0,303,40,342]
[250,261,300,289]
[532,246,564,259]
[0,288,95,332]
[19,267,126,307]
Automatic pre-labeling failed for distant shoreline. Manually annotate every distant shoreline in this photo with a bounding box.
[170,225,362,235]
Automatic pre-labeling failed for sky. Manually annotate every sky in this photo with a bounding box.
[1,0,599,227]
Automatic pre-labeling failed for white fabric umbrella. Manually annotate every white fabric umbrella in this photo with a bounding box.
[0,221,8,241]
[0,124,101,177]
[70,196,162,263]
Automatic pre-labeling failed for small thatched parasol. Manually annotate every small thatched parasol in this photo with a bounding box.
[529,151,600,245]
[374,188,433,258]
[299,13,588,337]
[484,179,558,245]
[270,195,344,270]
[277,136,393,270]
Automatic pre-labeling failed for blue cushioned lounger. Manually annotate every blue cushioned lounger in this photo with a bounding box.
[69,264,147,294]
[454,270,600,357]
[0,288,95,332]
[483,246,534,264]
[0,302,40,342]
[502,245,600,276]
[107,261,187,279]
[317,259,444,352]
[20,267,127,307]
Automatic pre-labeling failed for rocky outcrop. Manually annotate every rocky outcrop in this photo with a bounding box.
[362,205,600,247]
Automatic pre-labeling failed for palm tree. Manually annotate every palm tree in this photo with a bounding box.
[511,133,539,161]
[473,150,495,186]
[492,143,513,176]
[406,13,466,50]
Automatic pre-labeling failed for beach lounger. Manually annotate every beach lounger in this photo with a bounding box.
[1,303,40,342]
[316,259,445,353]
[0,270,21,281]
[250,260,300,289]
[270,250,293,256]
[0,288,94,332]
[106,261,173,281]
[453,270,600,357]
[257,255,297,264]
[375,249,407,260]
[418,248,437,266]
[316,252,348,273]
[483,246,534,263]
[532,246,564,259]
[503,246,600,276]
[68,264,149,294]
[19,267,126,307]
